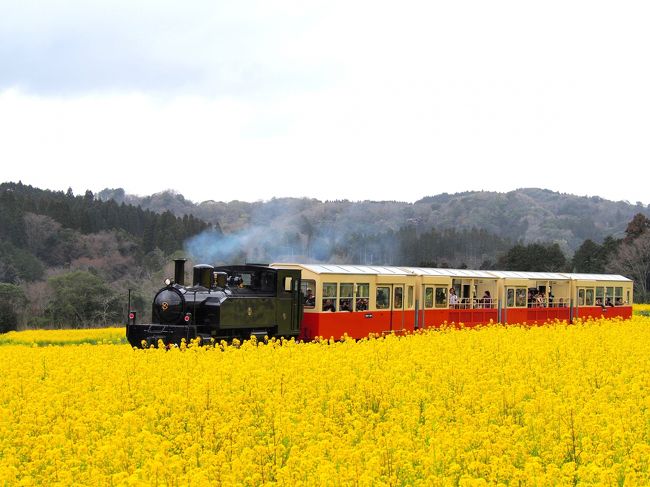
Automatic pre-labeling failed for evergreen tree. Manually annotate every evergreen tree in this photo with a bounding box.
[497,243,567,272]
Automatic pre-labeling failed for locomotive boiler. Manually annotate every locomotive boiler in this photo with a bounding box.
[126,259,303,347]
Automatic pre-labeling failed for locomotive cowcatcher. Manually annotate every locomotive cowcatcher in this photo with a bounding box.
[126,259,303,347]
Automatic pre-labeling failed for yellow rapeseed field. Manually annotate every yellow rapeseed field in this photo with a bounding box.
[2,316,650,485]
[0,327,127,347]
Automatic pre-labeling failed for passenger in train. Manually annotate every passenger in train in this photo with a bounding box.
[340,299,353,312]
[595,298,603,306]
[356,298,368,311]
[615,297,623,306]
[322,299,336,312]
[449,288,458,308]
[536,291,545,307]
[605,297,614,307]
[481,290,492,308]
[305,289,315,307]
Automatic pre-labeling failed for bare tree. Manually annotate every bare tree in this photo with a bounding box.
[608,232,650,303]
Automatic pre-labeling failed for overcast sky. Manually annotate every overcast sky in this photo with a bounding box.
[1,0,648,204]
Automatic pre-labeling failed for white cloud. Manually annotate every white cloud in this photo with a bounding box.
[0,0,649,204]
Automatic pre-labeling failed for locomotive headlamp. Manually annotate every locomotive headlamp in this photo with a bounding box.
[184,313,192,323]
[165,278,172,286]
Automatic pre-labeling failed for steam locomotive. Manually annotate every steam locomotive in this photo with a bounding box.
[127,260,634,348]
[126,259,302,347]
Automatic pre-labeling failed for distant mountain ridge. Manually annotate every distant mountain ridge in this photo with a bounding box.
[97,187,650,254]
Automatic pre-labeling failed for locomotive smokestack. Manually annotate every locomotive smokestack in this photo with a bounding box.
[174,259,186,286]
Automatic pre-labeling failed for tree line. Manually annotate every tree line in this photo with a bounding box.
[1,182,649,332]
[0,182,212,332]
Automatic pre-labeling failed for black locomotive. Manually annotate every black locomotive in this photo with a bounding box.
[126,259,303,347]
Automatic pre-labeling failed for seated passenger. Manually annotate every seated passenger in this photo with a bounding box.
[615,297,623,306]
[595,298,603,306]
[482,291,492,308]
[322,299,336,312]
[340,299,352,312]
[304,289,315,307]
[536,292,545,307]
[356,298,368,311]
[605,297,614,307]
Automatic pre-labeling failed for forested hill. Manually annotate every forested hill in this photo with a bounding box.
[0,181,211,284]
[98,187,650,253]
[0,183,209,276]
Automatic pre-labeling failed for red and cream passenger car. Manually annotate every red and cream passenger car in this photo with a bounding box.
[272,264,634,341]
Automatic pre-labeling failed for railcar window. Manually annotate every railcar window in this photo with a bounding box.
[394,287,403,309]
[424,287,434,309]
[376,286,390,310]
[355,283,369,311]
[339,283,353,312]
[322,282,337,312]
[516,288,527,307]
[606,287,614,305]
[615,287,623,305]
[407,286,414,308]
[585,288,594,306]
[595,287,604,306]
[578,289,585,306]
[435,287,447,308]
[284,277,293,292]
[301,279,316,308]
[507,288,515,307]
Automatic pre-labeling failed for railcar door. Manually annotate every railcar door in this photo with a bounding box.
[276,269,302,337]
[391,285,404,331]
[377,284,405,332]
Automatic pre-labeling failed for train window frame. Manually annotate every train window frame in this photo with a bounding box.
[424,287,434,309]
[615,287,623,305]
[339,283,354,312]
[595,287,604,306]
[394,286,403,309]
[283,277,293,292]
[578,288,585,306]
[407,286,414,308]
[376,286,390,310]
[585,288,594,306]
[301,279,316,309]
[322,282,337,312]
[355,283,369,311]
[507,287,527,308]
[435,287,447,308]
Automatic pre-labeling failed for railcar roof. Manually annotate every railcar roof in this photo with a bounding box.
[486,271,569,280]
[272,263,632,282]
[561,273,632,282]
[400,267,496,278]
[290,264,415,276]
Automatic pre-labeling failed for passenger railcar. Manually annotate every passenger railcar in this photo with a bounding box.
[126,261,633,347]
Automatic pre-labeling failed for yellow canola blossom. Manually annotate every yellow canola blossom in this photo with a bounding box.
[0,327,127,346]
[633,303,650,314]
[2,316,650,485]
